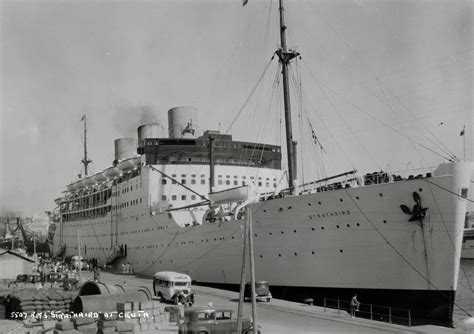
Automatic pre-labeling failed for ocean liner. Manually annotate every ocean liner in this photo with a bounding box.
[49,0,472,326]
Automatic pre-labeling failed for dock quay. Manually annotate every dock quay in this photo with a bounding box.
[0,270,470,334]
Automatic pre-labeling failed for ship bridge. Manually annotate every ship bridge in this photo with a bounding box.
[138,130,282,170]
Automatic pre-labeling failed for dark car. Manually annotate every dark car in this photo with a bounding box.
[244,281,272,302]
[45,272,66,283]
[178,306,260,334]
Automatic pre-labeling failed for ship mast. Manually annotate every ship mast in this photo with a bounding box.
[276,0,299,191]
[81,115,92,176]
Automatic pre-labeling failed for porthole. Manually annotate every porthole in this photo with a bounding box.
[278,254,281,257]
[269,232,272,235]
[383,220,387,224]
[356,196,359,200]
[339,199,343,202]
[419,188,423,192]
[279,208,283,211]
[263,210,267,213]
[312,251,315,255]
[321,227,325,230]
[311,227,315,231]
[346,224,350,227]
[293,229,296,233]
[254,234,257,237]
[340,249,343,253]
[294,252,298,256]
[288,206,292,209]
[259,255,263,258]
[379,193,383,197]
[356,223,360,226]
[318,201,322,205]
[281,231,284,234]
[308,203,312,206]
[336,225,340,228]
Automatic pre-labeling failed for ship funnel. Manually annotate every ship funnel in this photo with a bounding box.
[114,138,137,162]
[168,106,199,139]
[138,123,162,147]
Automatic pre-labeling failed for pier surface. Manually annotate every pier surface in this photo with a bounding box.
[0,269,468,333]
[96,270,466,333]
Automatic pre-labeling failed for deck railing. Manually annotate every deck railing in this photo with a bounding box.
[323,297,412,327]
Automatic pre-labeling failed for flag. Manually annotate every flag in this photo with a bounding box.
[460,127,465,136]
[243,0,248,6]
[80,115,85,121]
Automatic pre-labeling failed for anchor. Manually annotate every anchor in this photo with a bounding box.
[400,192,428,225]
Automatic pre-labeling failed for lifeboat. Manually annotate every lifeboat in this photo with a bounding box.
[83,177,95,187]
[118,158,135,172]
[92,172,107,184]
[104,167,120,178]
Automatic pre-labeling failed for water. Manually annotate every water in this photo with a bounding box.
[454,259,474,326]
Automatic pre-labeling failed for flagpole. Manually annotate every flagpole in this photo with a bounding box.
[463,124,466,161]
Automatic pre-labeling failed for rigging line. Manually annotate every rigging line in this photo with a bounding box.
[293,63,381,170]
[426,182,474,293]
[372,77,457,161]
[301,60,454,162]
[288,65,357,170]
[313,13,458,161]
[148,166,208,201]
[243,63,281,171]
[422,178,474,204]
[345,188,472,317]
[172,226,243,271]
[136,229,180,275]
[225,56,276,134]
[391,93,458,161]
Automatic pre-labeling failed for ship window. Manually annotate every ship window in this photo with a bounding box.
[234,175,238,178]
[172,180,176,184]
[181,195,186,200]
[191,174,196,177]
[266,182,270,187]
[242,181,246,186]
[273,183,277,188]
[140,198,142,203]
[172,174,177,177]
[258,182,262,186]
[234,180,238,186]
[201,179,206,185]
[226,180,230,185]
[162,179,167,185]
[182,179,186,184]
[201,174,205,178]
[172,195,177,200]
[226,175,230,178]
[131,186,133,190]
[218,175,222,178]
[191,179,196,184]
[218,180,223,185]
[191,195,196,200]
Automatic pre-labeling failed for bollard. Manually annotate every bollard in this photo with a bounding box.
[337,298,340,315]
[370,304,373,320]
[408,310,411,327]
[389,307,392,324]
[323,298,326,312]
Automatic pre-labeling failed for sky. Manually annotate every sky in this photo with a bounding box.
[0,0,472,216]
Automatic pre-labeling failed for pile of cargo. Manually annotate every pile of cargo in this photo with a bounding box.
[5,290,77,317]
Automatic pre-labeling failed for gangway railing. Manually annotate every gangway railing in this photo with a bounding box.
[323,297,412,327]
[106,245,125,266]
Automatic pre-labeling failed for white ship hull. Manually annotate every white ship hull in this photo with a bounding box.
[50,161,472,325]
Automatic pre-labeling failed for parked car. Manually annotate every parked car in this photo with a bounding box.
[244,281,272,302]
[153,271,195,306]
[45,272,66,283]
[178,306,260,334]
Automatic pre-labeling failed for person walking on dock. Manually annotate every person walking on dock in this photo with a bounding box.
[350,294,360,318]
